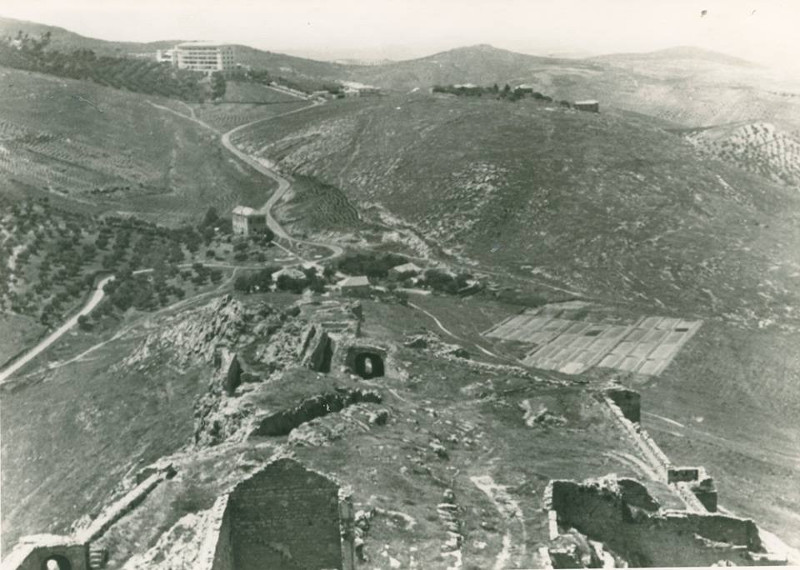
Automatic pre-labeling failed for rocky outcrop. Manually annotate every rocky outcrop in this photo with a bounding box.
[249,388,383,438]
[122,296,272,370]
[288,403,389,447]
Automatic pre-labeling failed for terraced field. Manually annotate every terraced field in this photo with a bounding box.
[485,301,702,376]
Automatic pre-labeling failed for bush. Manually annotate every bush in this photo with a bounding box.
[336,251,407,279]
[77,314,92,331]
[276,273,307,294]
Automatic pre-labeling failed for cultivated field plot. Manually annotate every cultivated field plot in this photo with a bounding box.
[485,301,702,376]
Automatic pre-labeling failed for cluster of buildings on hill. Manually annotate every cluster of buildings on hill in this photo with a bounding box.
[156,42,235,73]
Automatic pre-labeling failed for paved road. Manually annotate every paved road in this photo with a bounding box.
[0,275,115,384]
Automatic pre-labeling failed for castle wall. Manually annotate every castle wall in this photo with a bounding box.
[228,459,344,570]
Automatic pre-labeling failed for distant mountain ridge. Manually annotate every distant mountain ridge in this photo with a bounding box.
[594,45,758,67]
[3,15,800,132]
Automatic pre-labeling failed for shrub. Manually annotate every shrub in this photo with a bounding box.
[336,251,407,279]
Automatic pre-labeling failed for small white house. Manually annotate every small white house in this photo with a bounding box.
[388,262,422,280]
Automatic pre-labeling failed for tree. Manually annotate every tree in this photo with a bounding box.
[77,314,92,331]
[202,207,219,227]
[211,72,226,100]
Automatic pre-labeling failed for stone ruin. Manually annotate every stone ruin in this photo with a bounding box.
[0,536,89,570]
[539,386,790,568]
[197,458,355,570]
[298,315,388,381]
[1,459,354,570]
[543,475,768,568]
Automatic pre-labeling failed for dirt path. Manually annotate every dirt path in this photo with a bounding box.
[407,302,505,361]
[469,475,527,570]
[146,101,219,134]
[0,275,115,384]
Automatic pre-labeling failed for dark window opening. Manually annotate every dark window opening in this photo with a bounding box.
[354,353,384,379]
[43,556,72,570]
[320,341,333,374]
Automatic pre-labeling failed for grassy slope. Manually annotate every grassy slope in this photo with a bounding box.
[631,321,800,548]
[0,312,44,365]
[188,81,310,132]
[234,94,800,324]
[0,66,277,224]
[0,330,207,551]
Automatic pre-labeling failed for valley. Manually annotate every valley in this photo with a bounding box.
[1,16,799,570]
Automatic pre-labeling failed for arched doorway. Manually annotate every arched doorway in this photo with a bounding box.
[354,352,384,379]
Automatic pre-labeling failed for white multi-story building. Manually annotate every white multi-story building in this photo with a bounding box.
[157,42,235,73]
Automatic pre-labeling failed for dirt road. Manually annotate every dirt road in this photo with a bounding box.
[0,275,115,384]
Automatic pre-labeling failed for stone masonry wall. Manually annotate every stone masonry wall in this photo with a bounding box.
[548,479,764,567]
[0,541,89,570]
[228,459,344,570]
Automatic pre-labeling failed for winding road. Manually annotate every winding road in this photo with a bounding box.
[0,93,340,384]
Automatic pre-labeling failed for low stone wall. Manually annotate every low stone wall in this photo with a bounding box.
[603,395,671,480]
[75,465,175,544]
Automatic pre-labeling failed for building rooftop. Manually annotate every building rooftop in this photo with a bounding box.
[232,206,258,217]
[575,99,599,105]
[390,262,422,274]
[176,41,232,49]
[339,276,370,288]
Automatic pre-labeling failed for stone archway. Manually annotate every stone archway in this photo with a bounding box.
[353,352,384,379]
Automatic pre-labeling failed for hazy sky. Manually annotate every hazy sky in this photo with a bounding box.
[2,0,798,69]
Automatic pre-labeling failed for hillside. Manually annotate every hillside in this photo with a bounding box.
[0,16,175,56]
[684,122,800,187]
[346,44,600,91]
[0,66,283,224]
[233,94,800,326]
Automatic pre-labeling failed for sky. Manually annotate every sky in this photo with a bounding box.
[1,0,799,70]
